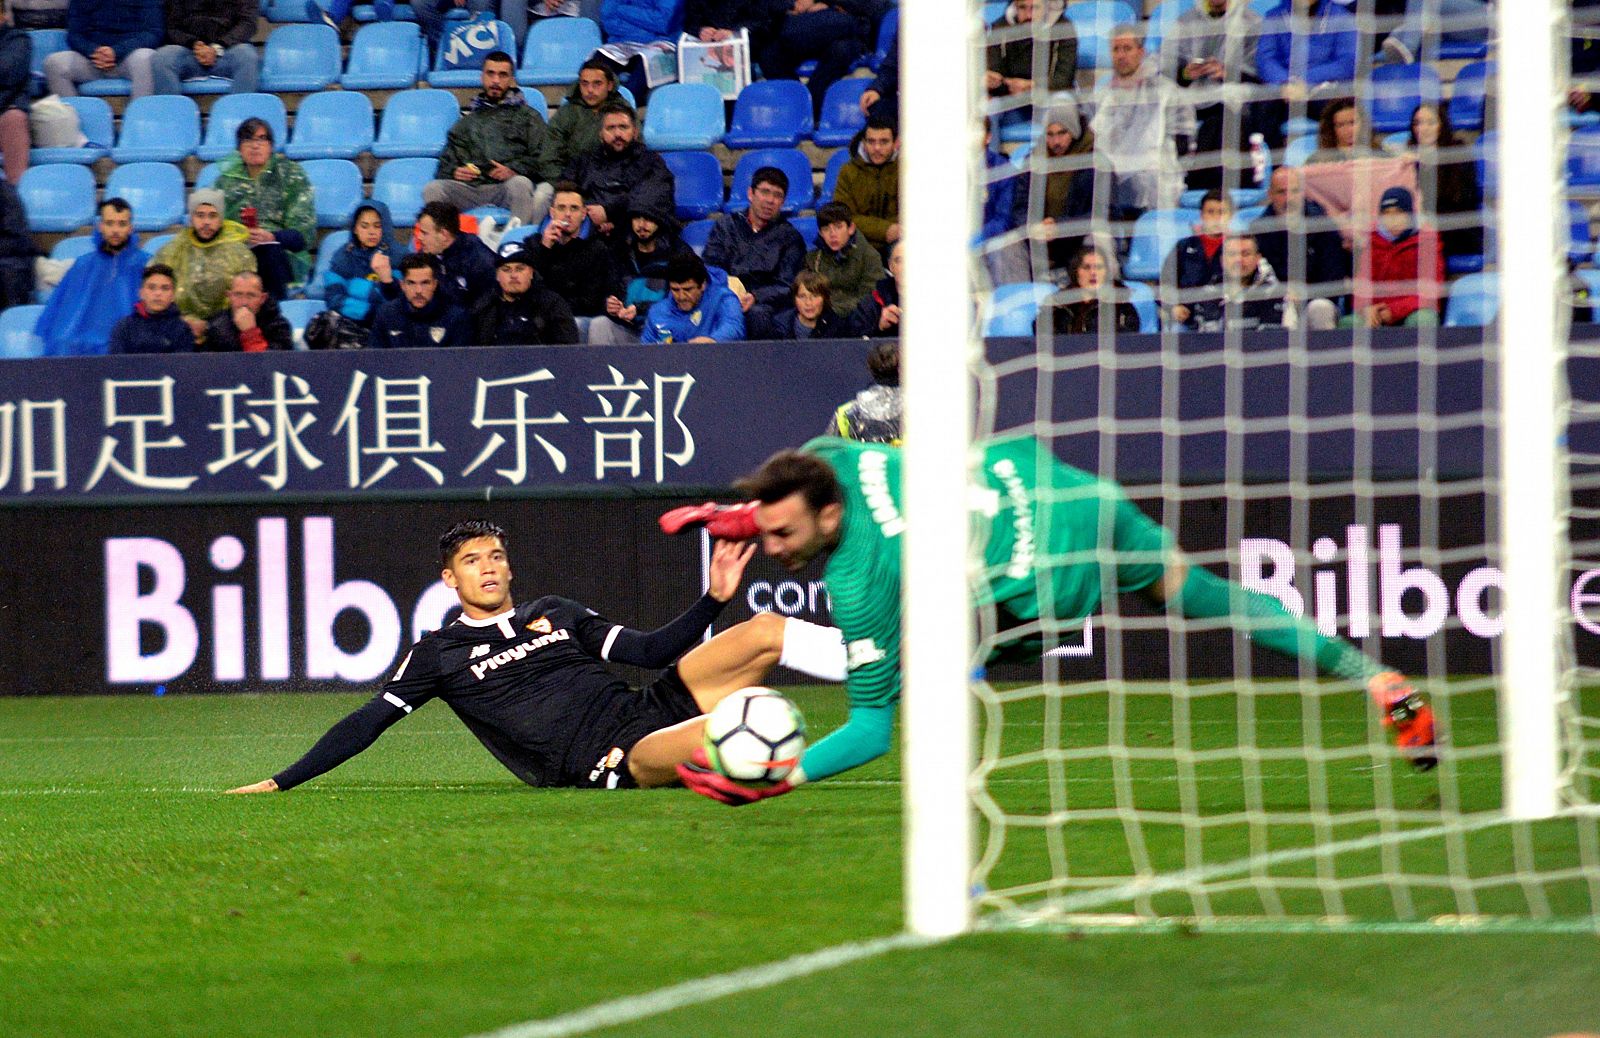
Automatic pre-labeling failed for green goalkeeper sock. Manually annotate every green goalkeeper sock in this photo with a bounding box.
[1171,566,1384,684]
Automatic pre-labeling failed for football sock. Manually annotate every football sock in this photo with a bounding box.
[779,617,849,681]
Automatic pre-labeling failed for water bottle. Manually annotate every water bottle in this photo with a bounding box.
[1249,133,1267,187]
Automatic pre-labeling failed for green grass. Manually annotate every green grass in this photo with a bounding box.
[1,687,1597,1038]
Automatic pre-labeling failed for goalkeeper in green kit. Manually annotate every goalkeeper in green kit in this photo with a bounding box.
[663,435,1436,806]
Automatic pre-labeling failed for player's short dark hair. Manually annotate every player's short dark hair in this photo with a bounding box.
[816,201,853,229]
[579,56,616,80]
[99,196,132,217]
[141,262,175,284]
[482,50,515,69]
[867,340,899,387]
[665,252,707,286]
[399,252,441,278]
[750,166,789,197]
[735,451,843,512]
[419,200,461,236]
[597,101,637,124]
[440,520,507,568]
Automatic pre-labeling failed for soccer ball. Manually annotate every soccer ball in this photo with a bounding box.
[703,687,806,784]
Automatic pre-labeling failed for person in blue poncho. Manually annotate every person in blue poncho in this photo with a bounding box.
[36,197,150,356]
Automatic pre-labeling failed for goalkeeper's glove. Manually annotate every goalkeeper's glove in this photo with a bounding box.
[676,747,794,807]
[659,501,760,540]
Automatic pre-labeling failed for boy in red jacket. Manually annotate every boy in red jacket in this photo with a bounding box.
[1343,186,1444,328]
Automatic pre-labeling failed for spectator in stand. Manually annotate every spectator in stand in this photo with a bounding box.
[1046,242,1140,336]
[1025,98,1096,274]
[201,270,292,351]
[425,52,550,229]
[851,237,901,338]
[1185,232,1296,331]
[307,0,394,42]
[1162,0,1267,188]
[108,263,193,353]
[597,0,682,100]
[684,0,768,45]
[639,251,745,343]
[858,35,896,126]
[384,200,498,310]
[324,200,407,330]
[1249,166,1344,329]
[0,174,32,305]
[985,0,1077,121]
[1085,25,1197,223]
[531,181,618,318]
[11,0,65,30]
[154,188,257,342]
[803,201,883,317]
[1306,96,1380,164]
[1162,188,1231,330]
[151,0,259,97]
[0,2,31,184]
[758,0,888,119]
[1342,186,1443,329]
[45,0,160,98]
[1256,0,1358,117]
[471,242,580,345]
[827,339,901,444]
[832,117,900,253]
[565,101,674,244]
[982,121,1027,285]
[1377,0,1489,65]
[1405,101,1483,266]
[771,270,856,340]
[217,117,315,299]
[537,59,626,211]
[704,165,806,325]
[413,0,492,49]
[589,198,693,344]
[369,253,472,348]
[36,197,147,356]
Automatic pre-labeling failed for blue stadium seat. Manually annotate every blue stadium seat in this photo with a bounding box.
[1475,130,1497,198]
[1283,134,1317,168]
[518,16,601,86]
[27,29,67,95]
[264,0,315,20]
[1125,281,1159,333]
[352,2,420,20]
[1570,127,1600,189]
[105,162,187,231]
[285,91,375,160]
[111,95,201,163]
[29,96,112,165]
[79,74,132,96]
[818,148,850,204]
[1122,207,1200,283]
[1063,0,1138,70]
[724,80,813,149]
[660,150,724,220]
[1448,60,1492,133]
[342,21,423,90]
[260,24,341,92]
[680,217,716,256]
[279,298,326,349]
[1142,0,1192,64]
[789,213,818,246]
[19,164,95,232]
[813,77,869,148]
[1366,62,1442,135]
[500,224,541,249]
[866,6,897,72]
[982,282,1054,337]
[1576,269,1600,321]
[195,162,222,189]
[725,148,814,214]
[302,159,365,228]
[1572,199,1593,265]
[304,231,349,300]
[198,94,289,161]
[143,232,176,256]
[49,235,97,262]
[372,89,461,159]
[427,19,516,87]
[0,304,45,359]
[1444,271,1497,327]
[372,156,435,226]
[643,82,725,151]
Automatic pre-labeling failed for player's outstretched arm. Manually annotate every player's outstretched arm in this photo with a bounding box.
[225,695,409,793]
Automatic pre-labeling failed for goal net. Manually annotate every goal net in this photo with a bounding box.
[903,0,1600,933]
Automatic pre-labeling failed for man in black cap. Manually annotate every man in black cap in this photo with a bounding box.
[590,196,695,345]
[471,242,581,346]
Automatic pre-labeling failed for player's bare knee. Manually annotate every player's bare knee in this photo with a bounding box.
[747,610,787,653]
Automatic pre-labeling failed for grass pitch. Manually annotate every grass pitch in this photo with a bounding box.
[2,687,1598,1038]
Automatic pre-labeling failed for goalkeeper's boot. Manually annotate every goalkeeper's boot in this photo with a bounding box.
[1369,671,1437,771]
[659,501,760,540]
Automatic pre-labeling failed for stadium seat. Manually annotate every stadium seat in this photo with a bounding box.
[1366,62,1442,135]
[725,148,814,214]
[819,148,850,204]
[428,19,517,87]
[197,93,289,161]
[79,74,132,97]
[982,281,1054,337]
[1449,60,1493,134]
[1475,130,1497,198]
[724,80,814,149]
[499,224,540,249]
[867,6,898,72]
[19,164,95,233]
[194,162,222,190]
[680,217,717,255]
[304,231,349,300]
[105,162,187,231]
[1231,204,1267,231]
[372,156,436,226]
[342,21,423,90]
[518,16,602,86]
[1063,0,1138,70]
[1142,0,1192,63]
[373,89,461,159]
[111,95,201,164]
[1122,207,1200,283]
[1283,134,1317,168]
[1125,280,1159,333]
[143,232,176,256]
[48,235,97,262]
[1572,199,1594,265]
[279,298,326,349]
[661,150,724,220]
[28,96,112,165]
[264,0,315,20]
[790,213,818,246]
[1571,127,1600,189]
[27,29,67,95]
[284,91,375,160]
[302,159,365,228]
[642,82,725,151]
[813,77,870,148]
[0,304,45,359]
[1444,271,1498,327]
[260,24,341,92]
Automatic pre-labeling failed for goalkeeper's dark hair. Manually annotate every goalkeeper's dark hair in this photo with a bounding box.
[439,520,507,568]
[735,452,843,513]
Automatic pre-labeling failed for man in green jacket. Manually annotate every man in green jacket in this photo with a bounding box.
[831,117,901,253]
[423,51,549,227]
[537,58,629,189]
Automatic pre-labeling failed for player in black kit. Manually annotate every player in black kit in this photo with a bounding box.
[226,518,779,793]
